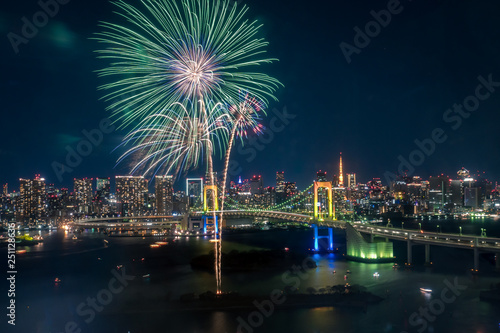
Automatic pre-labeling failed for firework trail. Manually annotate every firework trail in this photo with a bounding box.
[117,101,229,179]
[96,0,282,294]
[217,93,264,289]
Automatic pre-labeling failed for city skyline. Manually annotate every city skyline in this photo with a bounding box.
[1,162,499,194]
[2,1,500,190]
[2,1,500,331]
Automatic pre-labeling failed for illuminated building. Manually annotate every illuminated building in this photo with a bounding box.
[250,175,264,195]
[316,170,328,182]
[94,178,111,215]
[263,187,276,207]
[347,173,356,188]
[464,187,479,208]
[186,178,203,208]
[155,176,173,215]
[116,176,148,216]
[284,182,297,198]
[332,174,339,187]
[429,175,451,211]
[276,171,286,204]
[19,175,46,224]
[96,178,110,193]
[276,171,285,191]
[450,180,463,206]
[3,183,7,196]
[74,178,93,214]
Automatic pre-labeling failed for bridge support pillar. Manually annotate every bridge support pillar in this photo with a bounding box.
[407,239,413,266]
[473,248,479,273]
[314,224,318,251]
[424,244,431,266]
[202,215,219,238]
[313,224,334,251]
[329,228,333,251]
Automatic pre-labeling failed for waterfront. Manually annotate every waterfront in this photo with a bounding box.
[5,218,500,333]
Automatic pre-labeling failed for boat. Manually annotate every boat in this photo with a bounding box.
[103,239,109,244]
[346,270,351,274]
[72,235,77,240]
[143,274,150,278]
[54,278,61,283]
[16,249,27,254]
[116,265,123,269]
[150,244,160,248]
[420,288,432,293]
[15,234,41,246]
[155,241,168,245]
[373,272,380,278]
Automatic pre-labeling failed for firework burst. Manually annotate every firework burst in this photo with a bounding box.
[117,101,229,178]
[95,0,282,129]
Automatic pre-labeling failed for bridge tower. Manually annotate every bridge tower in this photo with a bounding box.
[202,185,219,235]
[312,224,334,251]
[203,185,218,212]
[314,181,334,220]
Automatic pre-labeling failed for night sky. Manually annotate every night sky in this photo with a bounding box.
[2,0,500,191]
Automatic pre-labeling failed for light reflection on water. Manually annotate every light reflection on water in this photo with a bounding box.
[9,218,500,333]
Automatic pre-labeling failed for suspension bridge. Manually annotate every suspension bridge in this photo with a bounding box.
[71,180,500,272]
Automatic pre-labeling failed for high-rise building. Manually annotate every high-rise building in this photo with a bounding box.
[94,178,111,215]
[316,171,328,182]
[96,178,110,192]
[332,174,339,187]
[347,173,356,188]
[250,175,264,195]
[3,183,7,196]
[186,178,203,208]
[276,172,286,204]
[116,176,148,216]
[284,182,297,198]
[263,186,276,207]
[155,175,173,215]
[19,175,46,224]
[450,180,463,206]
[276,172,285,192]
[428,175,451,210]
[74,178,93,214]
[464,187,479,208]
